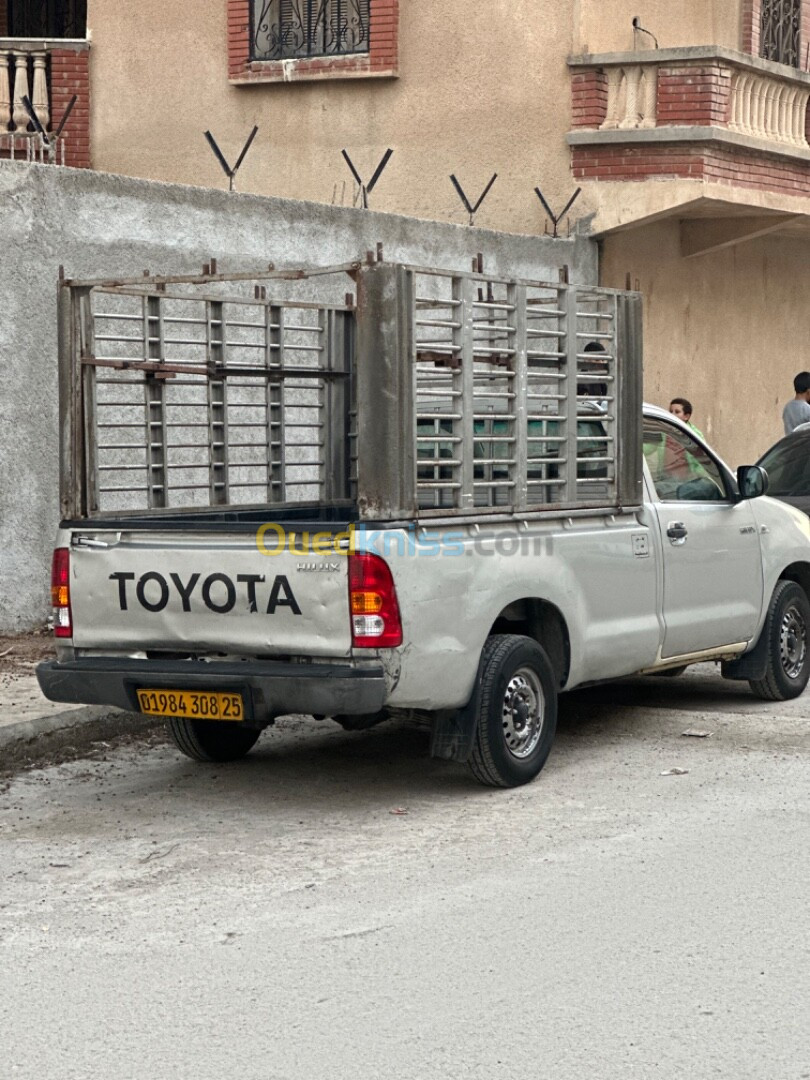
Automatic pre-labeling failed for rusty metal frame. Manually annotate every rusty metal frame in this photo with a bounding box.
[60,264,359,519]
[58,260,643,523]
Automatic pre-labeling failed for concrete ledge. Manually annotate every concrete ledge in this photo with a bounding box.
[568,46,810,87]
[570,178,810,236]
[0,36,90,52]
[0,705,162,771]
[567,125,810,164]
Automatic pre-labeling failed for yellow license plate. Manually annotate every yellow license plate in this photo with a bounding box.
[136,689,244,721]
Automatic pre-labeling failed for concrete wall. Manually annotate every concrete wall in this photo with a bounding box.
[0,161,597,632]
[84,0,741,234]
[574,0,741,54]
[601,219,809,467]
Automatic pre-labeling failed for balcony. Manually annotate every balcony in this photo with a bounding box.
[0,37,89,166]
[569,47,810,198]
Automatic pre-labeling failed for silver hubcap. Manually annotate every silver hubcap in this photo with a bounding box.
[780,606,807,680]
[502,667,544,759]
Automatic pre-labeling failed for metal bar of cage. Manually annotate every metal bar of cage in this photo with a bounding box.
[66,261,639,520]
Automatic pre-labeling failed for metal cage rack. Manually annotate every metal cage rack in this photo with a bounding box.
[59,258,642,522]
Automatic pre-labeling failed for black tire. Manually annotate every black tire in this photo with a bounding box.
[749,580,810,701]
[167,718,261,762]
[651,665,688,678]
[468,634,558,788]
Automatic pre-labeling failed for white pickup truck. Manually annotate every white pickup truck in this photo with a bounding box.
[37,258,810,787]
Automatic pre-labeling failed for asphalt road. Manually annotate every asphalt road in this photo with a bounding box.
[1,666,809,1080]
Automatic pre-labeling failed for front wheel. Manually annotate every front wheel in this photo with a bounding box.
[749,580,810,701]
[167,718,261,762]
[468,635,558,788]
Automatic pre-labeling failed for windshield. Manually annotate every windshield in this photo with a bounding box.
[759,437,810,496]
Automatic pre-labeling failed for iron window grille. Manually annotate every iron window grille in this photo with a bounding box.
[7,0,87,38]
[251,0,371,61]
[760,0,801,67]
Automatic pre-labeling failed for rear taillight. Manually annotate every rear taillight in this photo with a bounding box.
[51,547,72,638]
[349,553,402,648]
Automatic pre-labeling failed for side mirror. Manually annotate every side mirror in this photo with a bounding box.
[737,465,769,500]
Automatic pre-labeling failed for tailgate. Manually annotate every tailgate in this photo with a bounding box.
[68,529,352,657]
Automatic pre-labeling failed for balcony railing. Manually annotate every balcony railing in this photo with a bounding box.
[1,46,49,125]
[727,69,809,147]
[600,65,658,131]
[0,40,71,161]
[570,46,810,154]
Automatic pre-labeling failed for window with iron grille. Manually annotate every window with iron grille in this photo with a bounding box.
[7,0,87,37]
[251,0,371,61]
[760,0,802,66]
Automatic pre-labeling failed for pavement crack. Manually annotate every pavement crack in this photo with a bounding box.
[139,842,180,864]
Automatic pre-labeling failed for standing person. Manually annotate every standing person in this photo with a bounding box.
[669,397,704,439]
[782,372,810,435]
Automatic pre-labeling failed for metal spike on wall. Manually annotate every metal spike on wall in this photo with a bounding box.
[449,173,498,226]
[534,186,582,238]
[340,148,394,209]
[20,93,76,164]
[203,126,259,191]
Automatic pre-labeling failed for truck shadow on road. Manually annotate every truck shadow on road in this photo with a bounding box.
[564,673,748,713]
[8,666,806,834]
[140,664,804,805]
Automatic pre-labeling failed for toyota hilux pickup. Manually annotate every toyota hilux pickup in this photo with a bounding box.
[37,258,810,787]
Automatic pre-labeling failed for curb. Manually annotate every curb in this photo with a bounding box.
[0,706,163,771]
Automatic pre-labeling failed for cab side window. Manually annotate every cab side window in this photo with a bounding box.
[643,419,727,502]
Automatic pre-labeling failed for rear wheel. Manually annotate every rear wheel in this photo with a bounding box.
[167,718,261,762]
[749,580,810,701]
[468,635,557,788]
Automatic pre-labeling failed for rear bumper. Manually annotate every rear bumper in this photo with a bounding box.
[36,657,387,722]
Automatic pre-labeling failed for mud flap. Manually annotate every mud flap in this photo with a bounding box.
[429,670,483,763]
[721,633,768,681]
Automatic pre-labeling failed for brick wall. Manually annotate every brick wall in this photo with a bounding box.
[227,0,250,79]
[369,0,397,72]
[571,69,608,129]
[50,47,90,168]
[572,142,810,197]
[571,64,734,131]
[741,0,762,56]
[657,64,732,126]
[228,0,398,83]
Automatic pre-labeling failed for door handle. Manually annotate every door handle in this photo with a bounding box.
[666,521,688,544]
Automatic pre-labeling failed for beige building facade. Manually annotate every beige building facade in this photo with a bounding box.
[2,0,810,463]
